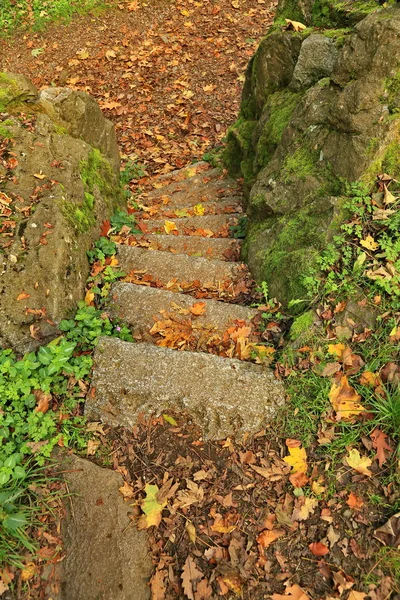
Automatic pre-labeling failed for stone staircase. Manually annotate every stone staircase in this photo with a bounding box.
[86,162,285,439]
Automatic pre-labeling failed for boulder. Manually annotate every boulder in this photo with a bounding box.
[274,0,379,27]
[0,73,122,352]
[224,7,400,307]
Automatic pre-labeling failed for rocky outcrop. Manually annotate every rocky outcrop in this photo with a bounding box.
[224,6,400,306]
[0,73,122,352]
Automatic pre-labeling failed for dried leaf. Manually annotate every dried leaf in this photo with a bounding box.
[256,528,285,548]
[348,592,367,600]
[283,445,307,474]
[360,235,379,251]
[151,568,167,600]
[309,541,329,556]
[345,449,373,477]
[329,374,365,422]
[164,220,178,234]
[181,556,203,600]
[292,497,318,522]
[33,390,51,414]
[285,19,307,31]
[346,492,364,510]
[374,512,400,547]
[271,584,310,600]
[370,428,393,467]
[190,302,206,316]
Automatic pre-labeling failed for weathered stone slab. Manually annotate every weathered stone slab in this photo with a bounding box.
[54,453,151,600]
[140,197,243,214]
[145,178,239,205]
[141,213,241,235]
[109,282,258,340]
[120,235,241,261]
[116,245,242,286]
[88,338,285,439]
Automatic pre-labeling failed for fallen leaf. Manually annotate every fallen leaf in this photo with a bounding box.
[348,593,367,600]
[85,289,95,305]
[370,428,393,467]
[137,484,167,529]
[20,562,37,582]
[374,512,400,547]
[257,528,285,548]
[86,439,100,457]
[119,480,135,499]
[383,185,396,205]
[16,292,30,301]
[150,567,167,600]
[329,374,365,422]
[33,390,51,414]
[345,449,373,477]
[285,19,307,31]
[347,492,364,510]
[309,541,329,556]
[283,445,307,474]
[360,235,379,251]
[190,302,206,316]
[292,497,318,521]
[163,414,178,426]
[185,521,196,544]
[164,220,178,234]
[181,556,203,600]
[193,203,205,216]
[271,584,310,600]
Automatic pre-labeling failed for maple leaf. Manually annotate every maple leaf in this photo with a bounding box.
[137,484,167,529]
[193,203,205,216]
[346,492,364,510]
[256,528,285,548]
[190,302,206,316]
[283,445,307,474]
[164,220,178,234]
[370,428,393,467]
[181,556,203,600]
[271,584,310,600]
[360,235,379,251]
[292,497,318,522]
[345,449,373,476]
[328,374,365,422]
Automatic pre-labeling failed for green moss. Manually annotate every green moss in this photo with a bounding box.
[321,27,351,46]
[54,124,68,135]
[0,73,16,112]
[311,0,377,27]
[0,119,14,138]
[255,90,302,170]
[274,0,307,23]
[361,133,400,186]
[223,117,257,181]
[61,148,116,233]
[289,310,315,340]
[384,71,400,115]
[281,146,318,182]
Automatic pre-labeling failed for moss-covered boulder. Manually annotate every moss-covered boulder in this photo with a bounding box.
[0,73,123,352]
[275,0,381,27]
[224,6,400,307]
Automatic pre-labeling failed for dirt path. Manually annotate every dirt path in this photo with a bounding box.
[0,0,275,173]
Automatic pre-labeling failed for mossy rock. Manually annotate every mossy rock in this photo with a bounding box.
[275,0,380,27]
[0,72,38,112]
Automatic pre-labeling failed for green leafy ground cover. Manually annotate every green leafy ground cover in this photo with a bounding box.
[0,0,109,36]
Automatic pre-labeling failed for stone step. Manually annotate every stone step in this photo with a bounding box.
[144,178,240,206]
[88,338,285,439]
[118,234,241,261]
[151,161,219,184]
[139,197,243,214]
[138,213,241,235]
[53,453,151,600]
[116,245,243,289]
[109,282,258,342]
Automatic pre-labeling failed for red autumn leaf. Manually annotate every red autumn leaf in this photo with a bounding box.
[100,219,110,236]
[370,428,393,467]
[309,542,329,556]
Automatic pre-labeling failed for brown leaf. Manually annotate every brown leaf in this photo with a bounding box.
[309,541,329,556]
[194,577,212,600]
[33,390,51,414]
[370,428,393,467]
[181,556,203,600]
[271,584,310,600]
[151,568,167,600]
[256,528,285,548]
[374,512,400,547]
[329,374,365,422]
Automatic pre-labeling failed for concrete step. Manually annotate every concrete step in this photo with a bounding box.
[88,338,285,439]
[109,282,258,342]
[54,453,151,600]
[118,234,241,261]
[116,245,244,290]
[138,197,243,214]
[144,178,240,206]
[138,213,241,236]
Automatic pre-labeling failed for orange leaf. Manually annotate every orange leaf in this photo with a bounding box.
[256,528,285,548]
[328,374,365,422]
[33,390,51,414]
[347,492,364,510]
[309,541,329,556]
[190,302,206,316]
[164,220,178,234]
[271,584,310,600]
[359,371,379,387]
[17,292,30,301]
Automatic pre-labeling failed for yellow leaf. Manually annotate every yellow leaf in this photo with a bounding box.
[360,235,379,251]
[185,521,196,543]
[162,414,178,426]
[311,479,326,495]
[348,592,367,600]
[84,289,95,305]
[328,342,346,359]
[383,185,396,205]
[285,18,307,31]
[76,48,90,60]
[193,203,205,216]
[137,484,167,529]
[105,49,116,60]
[345,449,373,477]
[20,562,37,582]
[283,446,307,474]
[164,220,178,234]
[329,375,365,422]
[231,0,240,7]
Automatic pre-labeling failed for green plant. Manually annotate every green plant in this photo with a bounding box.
[230,216,248,239]
[120,160,146,185]
[110,210,141,234]
[87,236,116,262]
